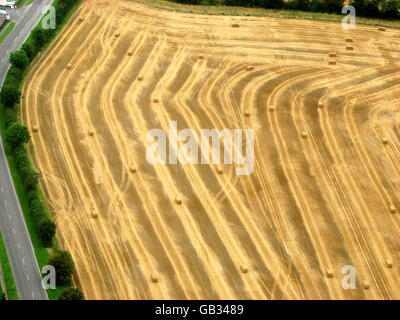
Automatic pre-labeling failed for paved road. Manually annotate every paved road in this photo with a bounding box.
[0,0,53,300]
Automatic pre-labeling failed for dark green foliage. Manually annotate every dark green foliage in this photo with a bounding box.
[10,50,30,70]
[0,86,21,107]
[381,0,399,18]
[38,219,56,247]
[4,108,18,128]
[22,42,35,60]
[5,123,30,149]
[58,287,84,300]
[47,251,75,285]
[5,66,22,87]
[167,0,399,18]
[32,28,46,49]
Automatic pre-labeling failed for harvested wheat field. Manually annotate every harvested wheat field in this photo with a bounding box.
[22,0,400,299]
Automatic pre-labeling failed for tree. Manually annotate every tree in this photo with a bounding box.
[0,86,21,107]
[1,291,6,300]
[58,288,84,300]
[381,0,399,18]
[5,123,30,149]
[39,219,56,247]
[32,28,46,49]
[47,251,75,285]
[10,50,29,70]
[22,42,35,60]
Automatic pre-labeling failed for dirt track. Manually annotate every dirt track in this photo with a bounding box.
[22,0,400,299]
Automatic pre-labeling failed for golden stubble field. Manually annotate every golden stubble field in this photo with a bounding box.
[22,0,400,299]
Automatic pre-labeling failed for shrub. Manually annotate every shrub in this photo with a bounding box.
[5,123,30,149]
[47,251,75,285]
[5,66,22,86]
[4,108,18,128]
[381,0,399,18]
[0,86,21,107]
[10,50,30,70]
[58,288,84,300]
[38,219,56,247]
[22,42,35,60]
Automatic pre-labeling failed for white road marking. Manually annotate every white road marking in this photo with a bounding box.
[4,200,7,207]
[17,243,20,249]
[26,274,29,281]
[13,228,16,234]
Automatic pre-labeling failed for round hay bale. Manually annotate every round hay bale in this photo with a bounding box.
[32,126,39,133]
[389,205,396,214]
[231,23,240,28]
[326,268,333,278]
[244,110,250,117]
[153,98,159,103]
[115,32,120,38]
[346,46,354,51]
[66,64,72,70]
[382,137,388,145]
[88,130,94,137]
[240,266,248,274]
[199,55,204,60]
[268,105,274,112]
[329,52,337,58]
[217,167,223,175]
[378,27,385,31]
[151,275,158,283]
[128,51,133,56]
[246,66,254,71]
[175,196,182,205]
[386,259,393,268]
[318,101,324,108]
[130,167,136,173]
[345,38,353,43]
[301,131,308,139]
[91,212,98,219]
[78,17,84,22]
[138,76,143,81]
[363,280,370,290]
[328,61,336,65]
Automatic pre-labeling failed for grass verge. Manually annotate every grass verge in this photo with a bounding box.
[0,231,19,300]
[18,0,28,8]
[132,0,400,29]
[0,22,15,45]
[0,0,82,300]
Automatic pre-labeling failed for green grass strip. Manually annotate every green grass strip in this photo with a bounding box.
[18,0,28,8]
[0,21,15,45]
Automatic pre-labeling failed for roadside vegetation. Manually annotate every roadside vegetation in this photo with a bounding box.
[133,0,400,28]
[0,22,15,46]
[17,0,28,8]
[0,231,19,300]
[0,0,83,300]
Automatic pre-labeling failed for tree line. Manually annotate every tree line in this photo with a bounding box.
[0,0,83,300]
[170,0,400,19]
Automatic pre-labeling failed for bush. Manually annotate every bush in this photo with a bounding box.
[0,86,21,107]
[32,29,47,49]
[47,251,75,285]
[22,42,36,61]
[4,107,18,128]
[381,0,399,18]
[5,66,22,86]
[10,50,30,70]
[38,219,56,247]
[5,123,30,149]
[58,288,84,300]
